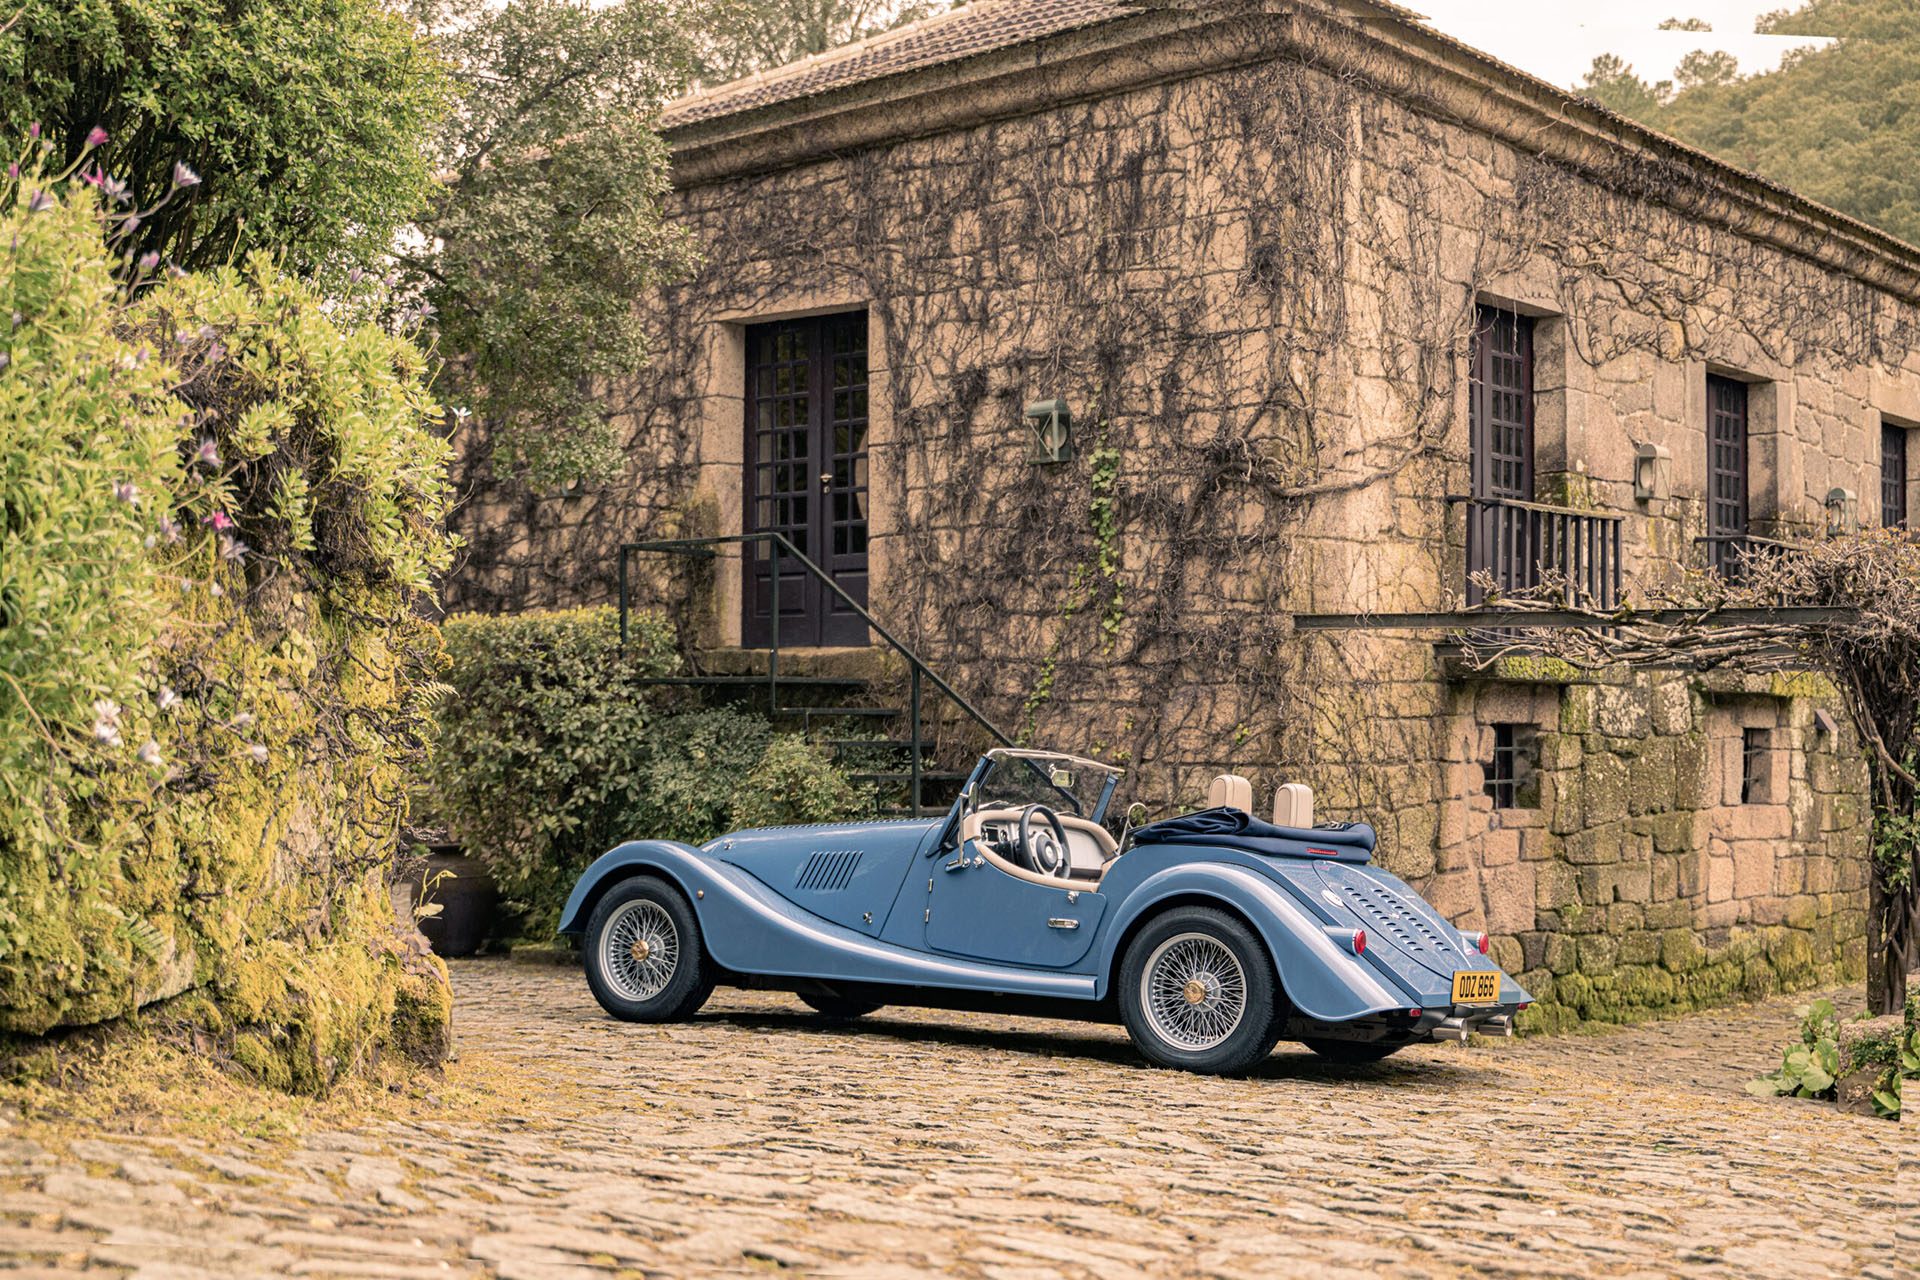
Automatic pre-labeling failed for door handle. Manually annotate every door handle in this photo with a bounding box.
[820,471,833,492]
[1046,918,1080,930]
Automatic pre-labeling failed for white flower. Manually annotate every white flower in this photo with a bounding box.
[232,711,254,729]
[137,740,162,767]
[91,698,122,745]
[157,685,180,713]
[247,743,269,764]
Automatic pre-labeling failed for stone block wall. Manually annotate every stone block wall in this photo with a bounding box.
[1415,667,1870,1031]
[445,5,1901,1026]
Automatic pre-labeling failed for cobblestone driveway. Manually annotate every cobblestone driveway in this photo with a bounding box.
[3,959,1913,1279]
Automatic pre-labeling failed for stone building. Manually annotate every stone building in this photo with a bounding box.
[448,0,1920,1026]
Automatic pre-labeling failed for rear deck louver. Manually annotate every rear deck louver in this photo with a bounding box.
[1319,865,1455,962]
[795,850,862,893]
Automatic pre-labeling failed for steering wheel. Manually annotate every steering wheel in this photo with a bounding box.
[1017,803,1071,877]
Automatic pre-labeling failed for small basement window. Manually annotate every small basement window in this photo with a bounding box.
[1484,723,1539,810]
[1741,727,1770,804]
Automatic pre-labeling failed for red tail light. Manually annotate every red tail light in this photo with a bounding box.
[1352,928,1367,955]
[1476,932,1490,955]
[1407,1007,1423,1018]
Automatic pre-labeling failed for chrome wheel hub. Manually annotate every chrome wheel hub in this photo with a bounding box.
[601,899,678,1002]
[1142,932,1248,1051]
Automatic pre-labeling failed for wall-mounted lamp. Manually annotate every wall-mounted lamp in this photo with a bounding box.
[1632,442,1672,503]
[1023,398,1074,465]
[1824,486,1859,537]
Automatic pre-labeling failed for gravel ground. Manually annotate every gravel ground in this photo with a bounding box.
[0,958,1913,1279]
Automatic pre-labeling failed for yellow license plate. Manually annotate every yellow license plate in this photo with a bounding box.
[1451,971,1501,1005]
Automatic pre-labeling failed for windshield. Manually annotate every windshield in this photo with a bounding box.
[967,749,1122,823]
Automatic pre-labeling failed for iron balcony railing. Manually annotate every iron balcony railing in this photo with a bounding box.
[1450,495,1624,611]
[1693,533,1798,584]
[618,532,1012,817]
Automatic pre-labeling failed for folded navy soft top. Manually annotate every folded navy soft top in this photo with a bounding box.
[1130,805,1376,860]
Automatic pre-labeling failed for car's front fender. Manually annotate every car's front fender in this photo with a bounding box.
[557,839,712,938]
[1096,863,1405,1022]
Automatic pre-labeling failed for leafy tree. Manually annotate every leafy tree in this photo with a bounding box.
[685,0,947,85]
[1580,53,1673,118]
[403,0,699,490]
[0,0,448,274]
[1582,0,1920,247]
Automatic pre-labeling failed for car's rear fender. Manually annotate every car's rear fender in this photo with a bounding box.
[1096,863,1406,1022]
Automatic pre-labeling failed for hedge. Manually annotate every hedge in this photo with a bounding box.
[430,607,872,935]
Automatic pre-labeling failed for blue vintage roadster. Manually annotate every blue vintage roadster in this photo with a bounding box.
[559,749,1528,1074]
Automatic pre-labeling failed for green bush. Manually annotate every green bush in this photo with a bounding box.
[1748,997,1916,1120]
[1,165,455,1090]
[431,607,873,935]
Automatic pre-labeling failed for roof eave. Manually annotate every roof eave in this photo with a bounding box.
[662,0,1920,304]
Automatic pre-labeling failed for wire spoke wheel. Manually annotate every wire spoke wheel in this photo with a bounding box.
[1140,931,1248,1052]
[600,899,680,1002]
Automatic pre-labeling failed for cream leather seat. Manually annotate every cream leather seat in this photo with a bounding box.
[1272,782,1314,829]
[1207,773,1253,813]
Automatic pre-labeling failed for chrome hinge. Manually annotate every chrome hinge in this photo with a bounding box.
[923,908,931,923]
[1046,918,1079,930]
[944,857,966,873]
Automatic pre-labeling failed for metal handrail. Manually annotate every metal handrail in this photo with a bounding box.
[1443,493,1623,520]
[618,533,1012,815]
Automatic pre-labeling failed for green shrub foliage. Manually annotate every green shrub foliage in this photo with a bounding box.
[1,165,455,1089]
[432,607,872,934]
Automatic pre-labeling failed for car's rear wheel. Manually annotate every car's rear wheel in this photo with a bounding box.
[584,876,714,1022]
[797,991,884,1021]
[1118,906,1281,1075]
[1303,1038,1406,1065]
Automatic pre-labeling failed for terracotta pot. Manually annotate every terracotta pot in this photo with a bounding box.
[416,849,498,958]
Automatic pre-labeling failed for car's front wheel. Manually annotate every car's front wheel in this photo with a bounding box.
[1118,906,1281,1074]
[584,876,714,1022]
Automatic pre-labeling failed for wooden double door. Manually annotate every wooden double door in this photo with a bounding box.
[743,312,871,648]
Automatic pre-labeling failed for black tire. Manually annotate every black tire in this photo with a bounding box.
[583,876,715,1022]
[1117,906,1282,1075]
[797,991,885,1021]
[1303,1038,1406,1065]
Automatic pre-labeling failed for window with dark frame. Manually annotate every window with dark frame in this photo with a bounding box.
[1885,423,1910,530]
[1740,727,1769,805]
[1483,723,1539,810]
[1706,375,1750,579]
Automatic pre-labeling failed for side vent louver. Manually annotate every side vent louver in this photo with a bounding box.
[795,850,862,893]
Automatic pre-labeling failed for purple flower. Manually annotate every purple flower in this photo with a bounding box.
[25,189,52,214]
[155,514,182,544]
[137,251,160,271]
[204,511,233,530]
[192,439,221,468]
[218,533,248,562]
[85,126,108,148]
[27,122,39,140]
[346,267,364,285]
[6,164,16,179]
[112,479,139,506]
[99,174,130,205]
[171,161,200,189]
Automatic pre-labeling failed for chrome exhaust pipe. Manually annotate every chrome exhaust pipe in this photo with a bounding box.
[1431,1017,1469,1042]
[1477,1016,1513,1038]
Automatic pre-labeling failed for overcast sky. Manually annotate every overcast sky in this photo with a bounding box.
[1408,1,1833,89]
